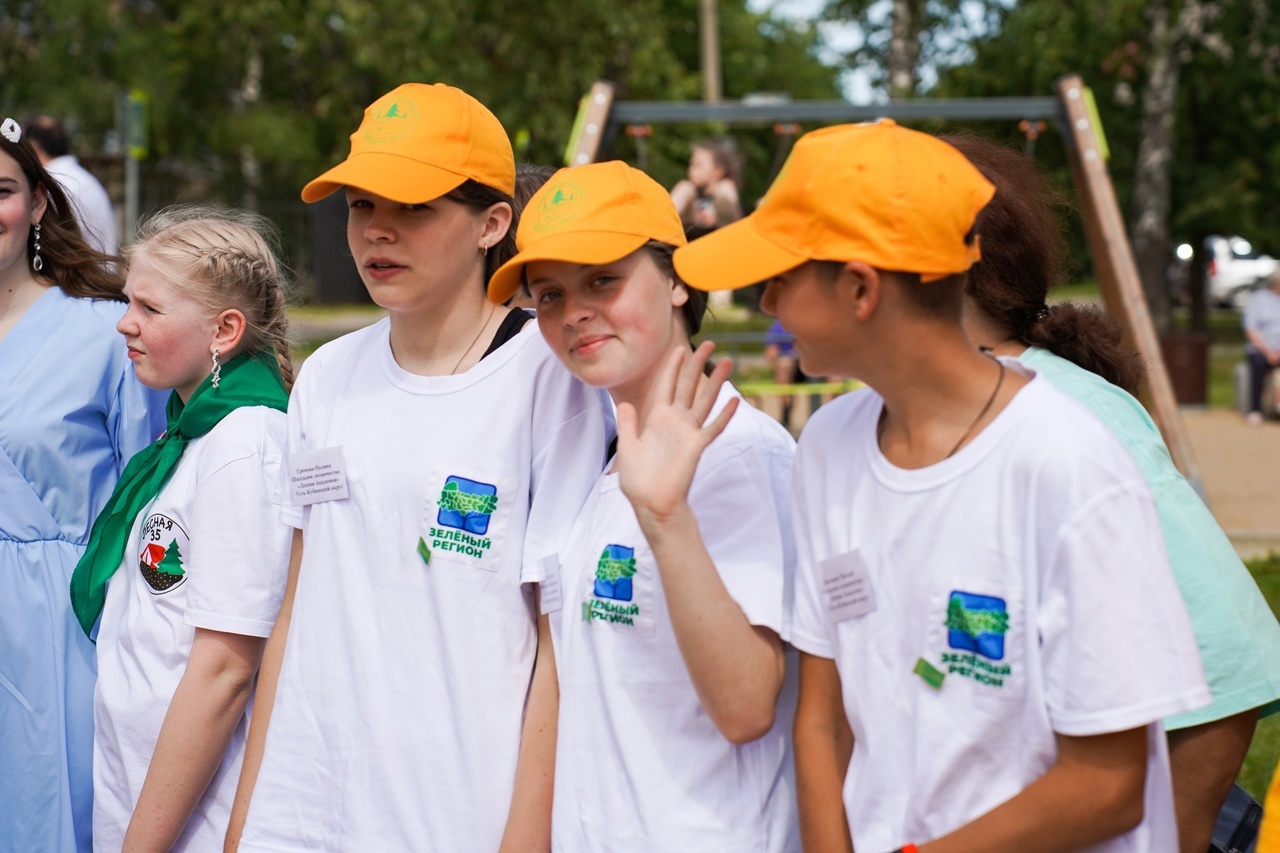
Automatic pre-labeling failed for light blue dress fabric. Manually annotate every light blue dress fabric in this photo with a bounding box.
[0,287,166,853]
[1018,346,1280,730]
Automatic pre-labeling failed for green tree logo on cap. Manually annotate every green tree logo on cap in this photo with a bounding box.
[534,180,585,232]
[364,98,418,144]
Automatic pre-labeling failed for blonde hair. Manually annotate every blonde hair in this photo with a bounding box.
[128,204,295,392]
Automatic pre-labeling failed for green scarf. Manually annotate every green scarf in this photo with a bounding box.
[70,351,289,637]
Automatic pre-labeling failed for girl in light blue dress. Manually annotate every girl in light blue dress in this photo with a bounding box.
[0,118,165,853]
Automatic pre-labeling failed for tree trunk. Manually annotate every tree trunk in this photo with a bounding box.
[887,0,920,100]
[1189,229,1209,333]
[239,49,263,213]
[1130,0,1180,334]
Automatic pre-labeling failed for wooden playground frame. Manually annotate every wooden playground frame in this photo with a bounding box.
[566,73,1201,487]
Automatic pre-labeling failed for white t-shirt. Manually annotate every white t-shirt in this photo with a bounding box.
[240,319,612,853]
[545,385,800,852]
[790,363,1210,853]
[45,154,118,256]
[93,406,290,852]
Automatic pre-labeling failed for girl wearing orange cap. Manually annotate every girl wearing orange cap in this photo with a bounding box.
[226,84,612,853]
[488,160,799,851]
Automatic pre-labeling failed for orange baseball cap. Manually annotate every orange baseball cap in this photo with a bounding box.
[674,120,995,290]
[487,160,686,304]
[301,83,515,204]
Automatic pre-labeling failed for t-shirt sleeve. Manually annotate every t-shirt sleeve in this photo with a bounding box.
[787,447,835,658]
[1039,480,1210,735]
[688,437,792,636]
[184,413,292,638]
[522,368,615,584]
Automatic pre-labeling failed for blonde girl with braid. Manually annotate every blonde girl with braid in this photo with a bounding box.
[70,204,295,852]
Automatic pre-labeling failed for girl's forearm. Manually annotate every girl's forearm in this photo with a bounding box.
[498,611,558,853]
[794,653,855,853]
[225,528,302,852]
[124,630,265,853]
[918,728,1148,853]
[636,504,785,744]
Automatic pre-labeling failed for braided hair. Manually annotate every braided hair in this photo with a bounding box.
[128,205,295,392]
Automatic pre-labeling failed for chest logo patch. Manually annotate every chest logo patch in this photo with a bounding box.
[428,475,498,560]
[593,544,636,601]
[941,590,1012,687]
[138,514,190,594]
[582,544,643,628]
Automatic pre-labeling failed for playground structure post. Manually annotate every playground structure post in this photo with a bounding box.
[1053,73,1200,490]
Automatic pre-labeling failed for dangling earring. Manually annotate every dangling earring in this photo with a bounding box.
[211,348,221,389]
[480,242,488,258]
[31,222,43,272]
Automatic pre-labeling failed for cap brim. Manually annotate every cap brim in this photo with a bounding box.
[488,231,650,304]
[301,151,469,203]
[673,216,808,291]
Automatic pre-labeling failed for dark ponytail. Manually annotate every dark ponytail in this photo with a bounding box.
[1024,302,1144,396]
[942,134,1146,397]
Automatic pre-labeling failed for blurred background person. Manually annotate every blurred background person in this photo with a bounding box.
[670,136,742,230]
[24,115,118,256]
[1244,270,1280,424]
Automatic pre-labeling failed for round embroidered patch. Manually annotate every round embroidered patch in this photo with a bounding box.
[533,180,586,232]
[363,97,418,144]
[137,513,190,594]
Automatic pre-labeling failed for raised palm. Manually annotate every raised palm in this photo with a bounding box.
[616,342,739,522]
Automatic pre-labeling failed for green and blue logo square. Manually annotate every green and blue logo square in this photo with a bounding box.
[594,544,637,601]
[437,476,498,535]
[945,590,1009,661]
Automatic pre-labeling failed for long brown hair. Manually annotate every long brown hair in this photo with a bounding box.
[0,128,125,300]
[943,134,1145,397]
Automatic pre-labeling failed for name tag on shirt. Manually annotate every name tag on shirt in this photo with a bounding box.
[538,553,563,614]
[821,549,877,624]
[287,447,350,506]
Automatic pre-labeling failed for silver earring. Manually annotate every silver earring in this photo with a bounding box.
[32,222,43,272]
[211,348,221,389]
[480,243,488,258]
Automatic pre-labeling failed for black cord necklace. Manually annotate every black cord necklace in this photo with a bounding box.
[877,355,1006,460]
[944,357,1005,458]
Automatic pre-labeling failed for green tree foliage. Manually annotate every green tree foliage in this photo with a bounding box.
[926,0,1280,282]
[2,0,838,210]
[823,0,1004,97]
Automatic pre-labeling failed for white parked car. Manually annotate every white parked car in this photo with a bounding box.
[1174,235,1280,310]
